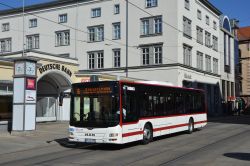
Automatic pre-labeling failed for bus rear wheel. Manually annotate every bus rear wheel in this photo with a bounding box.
[142,123,153,144]
[187,119,194,134]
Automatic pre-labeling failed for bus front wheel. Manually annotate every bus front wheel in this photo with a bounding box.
[142,123,153,144]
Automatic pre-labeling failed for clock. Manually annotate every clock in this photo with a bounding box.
[25,61,36,76]
[15,61,25,75]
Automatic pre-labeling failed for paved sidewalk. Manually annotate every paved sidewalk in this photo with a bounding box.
[0,122,69,155]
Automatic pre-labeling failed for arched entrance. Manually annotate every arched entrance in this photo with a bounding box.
[36,71,72,122]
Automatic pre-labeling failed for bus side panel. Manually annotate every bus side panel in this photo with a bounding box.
[122,123,143,144]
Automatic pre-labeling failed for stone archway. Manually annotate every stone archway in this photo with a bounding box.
[37,71,72,122]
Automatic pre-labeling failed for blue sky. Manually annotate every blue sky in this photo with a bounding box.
[0,0,54,10]
[0,0,249,27]
[209,0,249,27]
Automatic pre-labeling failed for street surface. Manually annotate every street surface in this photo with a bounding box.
[0,116,250,166]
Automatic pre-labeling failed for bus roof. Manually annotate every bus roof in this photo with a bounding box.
[72,80,205,92]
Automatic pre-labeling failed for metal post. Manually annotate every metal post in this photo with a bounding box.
[22,0,25,57]
[75,0,79,59]
[126,0,128,77]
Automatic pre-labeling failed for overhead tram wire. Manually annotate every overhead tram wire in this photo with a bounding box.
[0,1,235,70]
[0,1,224,52]
[125,0,232,45]
[0,1,128,48]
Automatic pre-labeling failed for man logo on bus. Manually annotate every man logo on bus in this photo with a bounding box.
[85,133,95,136]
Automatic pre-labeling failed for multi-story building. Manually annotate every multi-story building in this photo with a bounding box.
[0,0,236,123]
[219,16,237,114]
[238,26,250,106]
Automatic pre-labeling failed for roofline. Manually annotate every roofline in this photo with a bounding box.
[0,0,223,17]
[199,0,222,16]
[0,0,92,16]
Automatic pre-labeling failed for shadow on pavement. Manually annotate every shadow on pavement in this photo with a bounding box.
[51,130,191,151]
[52,138,140,151]
[224,153,250,161]
[208,115,250,125]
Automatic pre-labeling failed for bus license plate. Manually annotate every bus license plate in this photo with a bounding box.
[85,139,96,143]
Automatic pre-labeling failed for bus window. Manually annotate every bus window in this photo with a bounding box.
[123,91,138,123]
[84,97,90,119]
[166,93,175,115]
[175,93,185,114]
[73,97,81,121]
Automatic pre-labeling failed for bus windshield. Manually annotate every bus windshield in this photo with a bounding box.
[71,94,120,128]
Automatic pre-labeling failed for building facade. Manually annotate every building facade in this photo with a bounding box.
[0,0,236,125]
[238,26,250,107]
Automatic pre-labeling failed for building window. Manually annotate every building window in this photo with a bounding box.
[55,30,70,46]
[142,47,150,65]
[205,55,211,72]
[145,0,158,8]
[183,45,192,66]
[213,58,218,74]
[196,26,203,44]
[112,22,121,40]
[59,14,67,23]
[197,10,202,20]
[154,17,162,34]
[88,53,95,69]
[97,52,104,68]
[197,51,203,70]
[141,45,162,65]
[0,38,11,53]
[114,4,120,14]
[141,19,149,35]
[205,31,211,47]
[26,34,39,49]
[213,21,217,30]
[141,16,162,36]
[29,19,37,28]
[88,25,104,42]
[185,0,190,10]
[91,8,101,18]
[213,36,218,51]
[206,15,210,25]
[113,49,120,67]
[154,46,162,64]
[2,23,9,32]
[88,51,104,69]
[183,17,192,38]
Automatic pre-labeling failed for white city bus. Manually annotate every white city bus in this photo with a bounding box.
[68,81,207,144]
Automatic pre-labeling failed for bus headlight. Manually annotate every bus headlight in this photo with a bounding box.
[109,133,118,137]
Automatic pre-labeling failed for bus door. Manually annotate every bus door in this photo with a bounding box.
[122,85,140,142]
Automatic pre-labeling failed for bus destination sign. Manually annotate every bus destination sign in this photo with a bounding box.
[74,87,112,95]
[83,87,112,94]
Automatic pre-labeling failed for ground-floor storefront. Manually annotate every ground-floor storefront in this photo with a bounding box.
[0,52,81,126]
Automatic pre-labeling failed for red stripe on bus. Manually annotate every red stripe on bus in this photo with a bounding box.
[194,120,207,124]
[122,131,143,137]
[119,81,123,127]
[153,123,189,132]
[122,120,207,137]
[122,113,207,126]
[138,112,206,121]
[120,80,205,92]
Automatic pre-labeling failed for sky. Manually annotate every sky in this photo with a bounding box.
[0,0,249,27]
[208,0,249,27]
